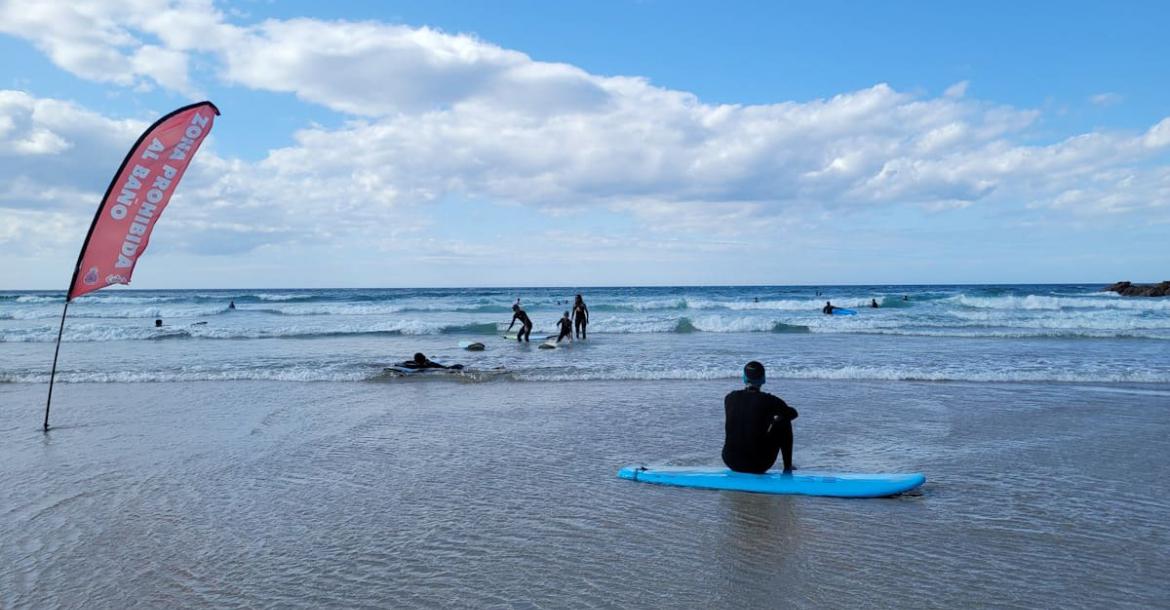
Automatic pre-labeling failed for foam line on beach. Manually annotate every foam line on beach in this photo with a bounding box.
[6,365,1168,385]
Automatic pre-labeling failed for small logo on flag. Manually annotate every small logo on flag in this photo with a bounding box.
[83,267,99,285]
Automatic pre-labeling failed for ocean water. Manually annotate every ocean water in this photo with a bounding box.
[2,284,1168,385]
[2,284,1168,608]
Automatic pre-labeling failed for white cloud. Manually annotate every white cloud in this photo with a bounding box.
[1,1,1169,269]
[943,81,969,98]
[1089,92,1123,107]
[221,19,610,116]
[0,90,146,202]
[1144,118,1170,149]
[0,0,220,95]
[0,207,88,255]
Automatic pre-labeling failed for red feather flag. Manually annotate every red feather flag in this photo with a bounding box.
[44,101,221,430]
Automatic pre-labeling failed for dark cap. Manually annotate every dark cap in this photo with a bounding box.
[744,361,765,383]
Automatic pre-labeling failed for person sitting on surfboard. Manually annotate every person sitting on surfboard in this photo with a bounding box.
[508,304,533,342]
[822,301,835,314]
[572,294,589,339]
[722,361,799,474]
[555,311,573,343]
[870,299,879,308]
[398,352,461,370]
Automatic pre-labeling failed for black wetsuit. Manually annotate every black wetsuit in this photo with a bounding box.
[722,386,799,473]
[572,303,589,338]
[399,359,447,370]
[556,317,572,342]
[509,310,533,342]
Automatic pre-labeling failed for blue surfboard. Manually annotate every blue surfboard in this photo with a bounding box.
[617,466,925,498]
[831,308,857,316]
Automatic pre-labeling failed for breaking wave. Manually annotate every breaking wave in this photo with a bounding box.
[950,294,1170,311]
[0,321,502,343]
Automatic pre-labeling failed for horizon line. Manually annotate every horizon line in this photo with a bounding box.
[0,280,1143,293]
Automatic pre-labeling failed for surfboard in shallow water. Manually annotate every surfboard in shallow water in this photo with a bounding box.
[617,466,925,498]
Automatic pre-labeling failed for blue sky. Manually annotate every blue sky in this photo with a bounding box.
[1,0,1167,288]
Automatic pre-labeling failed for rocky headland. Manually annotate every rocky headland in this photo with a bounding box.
[1105,281,1170,297]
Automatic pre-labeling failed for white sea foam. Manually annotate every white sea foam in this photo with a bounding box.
[6,309,1167,341]
[72,294,185,304]
[256,303,409,316]
[0,318,500,342]
[1,305,229,320]
[8,363,1163,385]
[950,294,1170,311]
[513,365,1170,384]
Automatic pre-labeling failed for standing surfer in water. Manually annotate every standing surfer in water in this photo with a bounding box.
[572,294,589,339]
[722,361,799,474]
[508,303,533,342]
[822,301,835,314]
[555,311,573,344]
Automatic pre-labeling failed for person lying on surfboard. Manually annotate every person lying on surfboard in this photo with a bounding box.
[397,352,462,370]
[722,361,799,474]
[508,303,533,342]
[555,311,573,343]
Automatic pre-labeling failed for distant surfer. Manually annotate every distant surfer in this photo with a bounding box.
[572,294,589,339]
[397,353,461,370]
[555,311,573,343]
[870,299,880,308]
[822,301,835,314]
[722,361,798,474]
[508,303,533,342]
[154,318,163,327]
[229,300,236,310]
[902,295,909,302]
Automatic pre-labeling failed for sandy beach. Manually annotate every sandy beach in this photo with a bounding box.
[3,374,1167,608]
